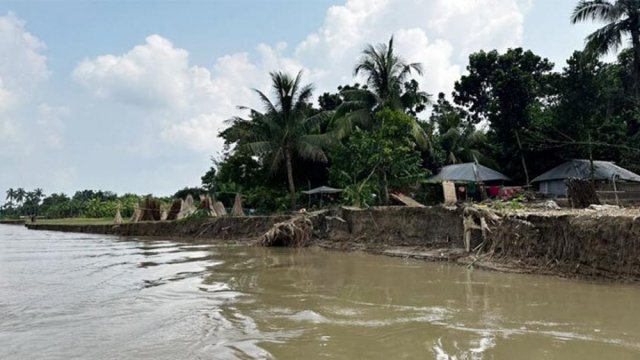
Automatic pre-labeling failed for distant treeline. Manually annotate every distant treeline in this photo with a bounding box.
[0,188,212,219]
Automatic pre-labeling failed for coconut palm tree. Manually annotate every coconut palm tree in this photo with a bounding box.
[5,188,15,205]
[571,0,640,97]
[233,71,331,210]
[354,37,423,105]
[438,118,491,165]
[334,36,430,146]
[430,93,492,165]
[33,188,44,203]
[14,188,26,205]
[26,188,45,217]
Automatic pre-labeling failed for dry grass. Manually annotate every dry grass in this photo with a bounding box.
[257,216,313,247]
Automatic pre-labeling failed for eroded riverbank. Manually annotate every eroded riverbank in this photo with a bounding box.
[24,205,640,282]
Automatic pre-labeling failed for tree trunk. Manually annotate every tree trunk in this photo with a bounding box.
[285,150,296,210]
[381,170,390,205]
[514,130,530,184]
[588,132,595,183]
[631,17,640,100]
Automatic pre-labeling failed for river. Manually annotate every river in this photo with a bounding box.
[1,224,639,359]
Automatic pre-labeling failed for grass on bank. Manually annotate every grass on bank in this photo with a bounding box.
[33,218,123,225]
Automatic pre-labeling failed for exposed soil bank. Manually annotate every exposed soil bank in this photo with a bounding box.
[26,216,290,241]
[23,206,640,281]
[482,210,640,280]
[0,219,25,225]
[317,206,464,247]
[318,206,640,281]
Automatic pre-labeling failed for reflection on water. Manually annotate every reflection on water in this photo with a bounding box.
[0,224,639,360]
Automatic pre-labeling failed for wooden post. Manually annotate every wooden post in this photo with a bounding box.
[612,174,620,206]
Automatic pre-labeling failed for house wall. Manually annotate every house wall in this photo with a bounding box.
[538,180,567,196]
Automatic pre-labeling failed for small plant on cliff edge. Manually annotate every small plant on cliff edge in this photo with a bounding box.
[489,195,525,211]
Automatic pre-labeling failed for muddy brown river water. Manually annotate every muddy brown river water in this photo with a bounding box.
[1,224,639,359]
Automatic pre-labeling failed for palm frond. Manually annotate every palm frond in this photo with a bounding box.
[571,0,614,23]
[352,36,425,107]
[295,139,328,163]
[304,111,334,129]
[294,83,314,113]
[331,107,373,139]
[252,89,278,114]
[300,133,337,149]
[584,21,625,55]
[410,121,430,150]
[340,88,379,104]
[291,70,304,99]
[266,148,285,173]
[245,140,276,155]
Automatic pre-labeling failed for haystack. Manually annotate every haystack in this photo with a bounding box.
[130,204,141,223]
[213,201,227,216]
[114,207,123,224]
[166,199,182,221]
[177,195,196,219]
[567,177,600,208]
[139,197,162,221]
[198,195,216,217]
[231,193,244,216]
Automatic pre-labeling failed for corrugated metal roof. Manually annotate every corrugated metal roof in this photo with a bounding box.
[531,160,640,183]
[427,163,510,183]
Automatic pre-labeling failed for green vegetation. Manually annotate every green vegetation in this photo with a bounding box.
[205,19,640,211]
[35,218,117,225]
[2,2,640,217]
[571,0,640,97]
[1,188,145,220]
[227,71,333,210]
[330,109,426,206]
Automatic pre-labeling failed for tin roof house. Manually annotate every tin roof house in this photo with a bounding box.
[531,159,640,196]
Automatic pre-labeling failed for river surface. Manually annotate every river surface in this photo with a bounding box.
[1,224,640,359]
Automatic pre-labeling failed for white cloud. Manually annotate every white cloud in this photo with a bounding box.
[0,111,18,143]
[73,35,197,108]
[0,78,16,112]
[0,12,49,148]
[73,34,311,152]
[161,113,226,152]
[36,104,69,149]
[72,0,531,154]
[393,28,461,97]
[0,12,49,98]
[296,0,391,61]
[295,0,531,96]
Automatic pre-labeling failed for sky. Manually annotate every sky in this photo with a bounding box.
[0,0,601,198]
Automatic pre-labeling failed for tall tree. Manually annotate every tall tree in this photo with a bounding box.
[453,48,554,183]
[24,189,45,217]
[571,0,640,98]
[231,71,331,210]
[353,36,424,108]
[14,188,26,206]
[334,37,430,146]
[430,93,491,166]
[331,109,426,205]
[527,51,636,175]
[5,188,15,205]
